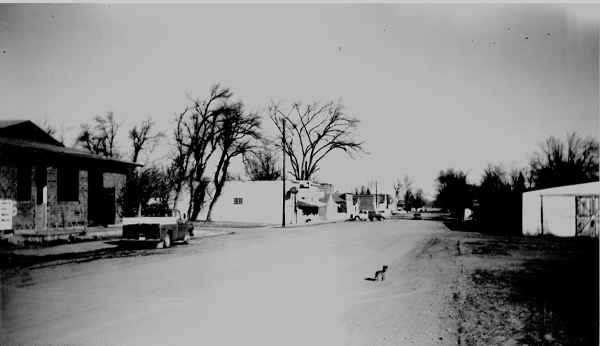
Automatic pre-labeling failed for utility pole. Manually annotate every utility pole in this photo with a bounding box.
[282,118,286,227]
[375,180,378,211]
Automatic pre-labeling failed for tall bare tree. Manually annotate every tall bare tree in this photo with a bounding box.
[75,111,122,158]
[171,84,233,220]
[205,101,262,222]
[118,116,168,216]
[168,112,193,212]
[266,98,366,181]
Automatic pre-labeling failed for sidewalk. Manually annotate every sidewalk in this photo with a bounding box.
[0,227,233,257]
[0,218,350,258]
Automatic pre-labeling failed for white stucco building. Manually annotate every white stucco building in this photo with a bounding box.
[200,180,346,224]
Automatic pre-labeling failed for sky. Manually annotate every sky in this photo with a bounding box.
[1,3,598,199]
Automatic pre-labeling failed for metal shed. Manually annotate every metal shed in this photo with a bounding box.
[522,182,599,237]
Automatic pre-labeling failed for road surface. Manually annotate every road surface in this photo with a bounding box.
[1,219,460,346]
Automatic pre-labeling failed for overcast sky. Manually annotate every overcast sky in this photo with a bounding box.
[1,3,598,198]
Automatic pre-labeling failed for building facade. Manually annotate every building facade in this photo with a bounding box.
[0,120,140,231]
[202,180,347,224]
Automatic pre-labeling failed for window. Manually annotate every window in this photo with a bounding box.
[57,167,79,202]
[17,165,31,201]
[233,198,243,205]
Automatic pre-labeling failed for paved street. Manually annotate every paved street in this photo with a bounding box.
[1,219,458,346]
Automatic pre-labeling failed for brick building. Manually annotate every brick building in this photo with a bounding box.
[0,120,140,230]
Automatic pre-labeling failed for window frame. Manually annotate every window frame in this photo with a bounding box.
[17,164,32,201]
[57,167,80,202]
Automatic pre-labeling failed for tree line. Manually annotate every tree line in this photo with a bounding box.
[40,84,366,222]
[433,132,598,235]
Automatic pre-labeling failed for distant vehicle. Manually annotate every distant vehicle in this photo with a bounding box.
[122,208,194,248]
[378,210,389,220]
[351,210,369,221]
[413,213,422,220]
[368,211,384,221]
[398,209,407,215]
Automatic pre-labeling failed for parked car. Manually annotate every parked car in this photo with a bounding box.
[368,211,384,221]
[122,208,194,248]
[350,210,369,221]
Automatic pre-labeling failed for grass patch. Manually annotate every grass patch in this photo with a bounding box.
[459,237,598,345]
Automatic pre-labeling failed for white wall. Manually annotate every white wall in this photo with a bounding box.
[522,182,599,237]
[209,181,295,224]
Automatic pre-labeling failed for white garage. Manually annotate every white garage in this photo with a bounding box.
[522,182,599,237]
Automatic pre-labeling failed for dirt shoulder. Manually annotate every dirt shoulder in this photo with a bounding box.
[436,223,599,346]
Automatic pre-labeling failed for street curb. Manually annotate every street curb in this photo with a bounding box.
[271,219,350,229]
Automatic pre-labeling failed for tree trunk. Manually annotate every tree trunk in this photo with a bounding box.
[189,180,208,221]
[205,161,229,222]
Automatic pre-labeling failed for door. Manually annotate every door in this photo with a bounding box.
[102,187,116,227]
[34,166,47,229]
[87,170,103,227]
[542,196,575,237]
[576,196,599,237]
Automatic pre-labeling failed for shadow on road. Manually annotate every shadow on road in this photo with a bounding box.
[363,277,376,281]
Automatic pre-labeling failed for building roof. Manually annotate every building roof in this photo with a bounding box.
[297,199,328,208]
[0,120,141,170]
[0,120,63,146]
[0,120,28,128]
[331,193,346,204]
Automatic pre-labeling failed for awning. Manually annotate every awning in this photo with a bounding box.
[297,199,328,208]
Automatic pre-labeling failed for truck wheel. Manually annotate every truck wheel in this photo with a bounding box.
[183,234,191,244]
[163,233,172,248]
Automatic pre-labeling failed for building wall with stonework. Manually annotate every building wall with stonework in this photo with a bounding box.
[0,163,17,200]
[0,163,36,230]
[0,162,127,230]
[15,165,36,230]
[46,167,88,228]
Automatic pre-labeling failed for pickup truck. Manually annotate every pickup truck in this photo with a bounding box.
[350,210,369,221]
[122,208,194,248]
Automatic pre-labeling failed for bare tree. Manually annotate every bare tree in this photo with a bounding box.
[172,84,233,220]
[528,132,599,189]
[366,179,377,193]
[75,111,122,158]
[266,98,366,181]
[36,115,57,138]
[128,116,166,164]
[392,178,404,203]
[401,174,414,207]
[243,138,281,181]
[205,101,262,222]
[167,112,193,212]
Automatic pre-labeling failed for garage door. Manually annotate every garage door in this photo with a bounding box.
[542,196,575,237]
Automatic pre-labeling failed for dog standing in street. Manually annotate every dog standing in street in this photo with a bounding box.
[374,266,388,281]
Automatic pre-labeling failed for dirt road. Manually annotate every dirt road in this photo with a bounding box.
[2,219,461,346]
